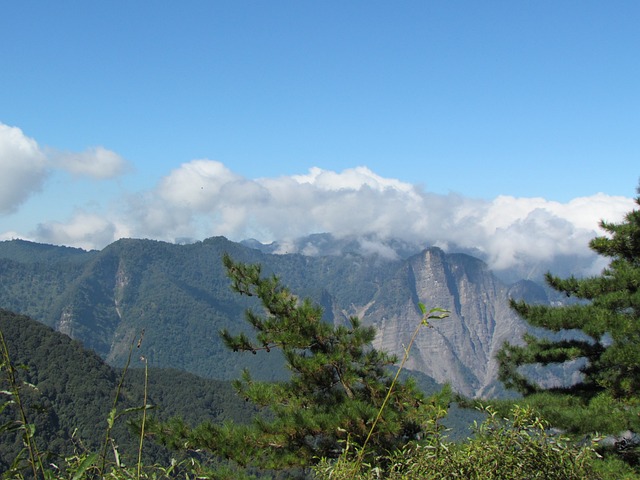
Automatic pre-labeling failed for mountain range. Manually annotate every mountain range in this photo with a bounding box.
[0,235,548,398]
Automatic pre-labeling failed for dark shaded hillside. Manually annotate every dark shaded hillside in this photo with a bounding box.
[0,309,253,471]
[0,309,116,469]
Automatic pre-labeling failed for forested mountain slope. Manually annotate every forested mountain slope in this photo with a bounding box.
[0,237,541,397]
[0,309,254,470]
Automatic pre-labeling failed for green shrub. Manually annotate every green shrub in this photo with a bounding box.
[315,405,603,480]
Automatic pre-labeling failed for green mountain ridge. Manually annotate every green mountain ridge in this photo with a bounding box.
[0,236,541,397]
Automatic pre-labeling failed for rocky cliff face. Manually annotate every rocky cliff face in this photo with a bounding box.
[361,248,529,398]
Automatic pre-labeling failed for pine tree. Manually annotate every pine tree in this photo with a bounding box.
[170,254,446,471]
[497,188,640,449]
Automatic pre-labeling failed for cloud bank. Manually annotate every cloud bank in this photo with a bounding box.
[39,159,634,275]
[1,124,635,276]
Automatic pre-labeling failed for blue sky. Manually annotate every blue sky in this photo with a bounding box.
[0,1,638,272]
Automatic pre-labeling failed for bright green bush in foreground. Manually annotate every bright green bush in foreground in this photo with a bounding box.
[314,404,639,480]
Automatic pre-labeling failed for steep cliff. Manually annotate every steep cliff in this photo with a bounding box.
[362,248,528,397]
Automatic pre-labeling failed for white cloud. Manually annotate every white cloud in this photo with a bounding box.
[357,238,400,260]
[0,230,34,242]
[158,159,238,207]
[4,151,635,277]
[292,165,417,195]
[0,123,49,214]
[35,211,123,251]
[54,146,131,179]
[475,195,634,271]
[0,122,132,222]
[108,160,635,274]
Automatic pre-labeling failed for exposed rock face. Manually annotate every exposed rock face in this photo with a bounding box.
[368,248,528,398]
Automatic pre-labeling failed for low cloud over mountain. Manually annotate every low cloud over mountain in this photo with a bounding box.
[0,123,635,276]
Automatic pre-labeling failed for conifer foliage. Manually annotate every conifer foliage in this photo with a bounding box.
[184,254,434,469]
[498,189,640,440]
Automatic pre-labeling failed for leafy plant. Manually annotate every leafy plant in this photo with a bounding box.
[315,405,602,479]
